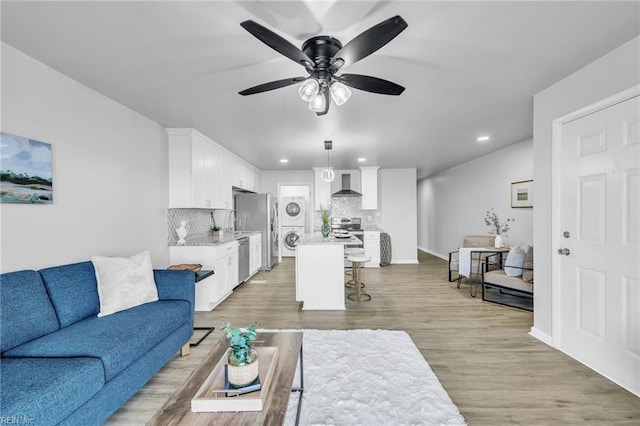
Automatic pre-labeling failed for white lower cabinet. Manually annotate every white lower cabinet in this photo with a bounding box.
[169,240,239,311]
[249,233,262,277]
[214,241,238,301]
[363,231,381,268]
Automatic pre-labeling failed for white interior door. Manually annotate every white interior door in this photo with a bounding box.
[559,94,640,395]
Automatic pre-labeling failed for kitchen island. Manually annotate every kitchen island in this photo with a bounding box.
[295,233,362,310]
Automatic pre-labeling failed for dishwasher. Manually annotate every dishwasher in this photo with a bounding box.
[238,237,250,284]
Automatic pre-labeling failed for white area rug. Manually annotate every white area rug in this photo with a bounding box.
[278,329,466,426]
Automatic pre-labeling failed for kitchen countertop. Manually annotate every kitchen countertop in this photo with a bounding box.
[298,233,363,246]
[169,231,260,247]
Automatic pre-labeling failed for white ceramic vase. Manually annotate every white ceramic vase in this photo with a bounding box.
[176,220,187,244]
[227,349,259,387]
[494,234,504,248]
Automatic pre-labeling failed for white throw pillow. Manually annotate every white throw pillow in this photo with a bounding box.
[92,251,159,317]
[504,246,526,277]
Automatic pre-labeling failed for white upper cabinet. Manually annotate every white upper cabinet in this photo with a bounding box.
[168,129,219,208]
[360,166,380,210]
[225,150,260,193]
[168,128,258,208]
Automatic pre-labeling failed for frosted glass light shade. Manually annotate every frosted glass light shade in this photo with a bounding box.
[330,82,352,106]
[298,78,320,102]
[320,168,335,182]
[309,92,327,112]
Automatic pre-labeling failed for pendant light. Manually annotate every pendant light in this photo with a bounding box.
[321,140,335,182]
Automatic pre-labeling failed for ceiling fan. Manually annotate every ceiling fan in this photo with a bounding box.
[238,15,408,116]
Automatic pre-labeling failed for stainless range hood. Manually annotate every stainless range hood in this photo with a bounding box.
[332,174,362,197]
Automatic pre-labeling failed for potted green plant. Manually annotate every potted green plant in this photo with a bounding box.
[210,212,222,237]
[320,204,331,238]
[221,321,259,387]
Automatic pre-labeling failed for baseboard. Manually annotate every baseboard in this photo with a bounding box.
[417,247,447,261]
[529,327,553,347]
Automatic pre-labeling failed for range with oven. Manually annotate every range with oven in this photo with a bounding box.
[331,217,364,266]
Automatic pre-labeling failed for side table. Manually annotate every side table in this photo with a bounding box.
[191,270,215,346]
[458,247,510,297]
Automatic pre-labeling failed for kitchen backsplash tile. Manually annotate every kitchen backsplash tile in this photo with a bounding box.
[312,197,377,230]
[168,209,231,244]
[169,196,375,244]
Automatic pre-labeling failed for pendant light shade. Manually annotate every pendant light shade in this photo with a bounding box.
[298,78,320,102]
[330,81,352,106]
[320,168,335,182]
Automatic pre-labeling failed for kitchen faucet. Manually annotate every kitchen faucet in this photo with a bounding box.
[226,209,237,234]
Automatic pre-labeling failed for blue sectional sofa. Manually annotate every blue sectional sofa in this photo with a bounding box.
[0,261,195,425]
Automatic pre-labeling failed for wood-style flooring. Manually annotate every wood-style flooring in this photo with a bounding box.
[106,251,640,425]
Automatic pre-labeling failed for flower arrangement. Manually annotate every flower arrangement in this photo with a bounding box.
[484,208,514,235]
[221,321,258,366]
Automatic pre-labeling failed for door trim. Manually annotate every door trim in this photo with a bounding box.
[550,84,640,348]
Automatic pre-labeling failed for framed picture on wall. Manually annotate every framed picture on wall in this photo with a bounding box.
[511,180,533,208]
[0,132,53,204]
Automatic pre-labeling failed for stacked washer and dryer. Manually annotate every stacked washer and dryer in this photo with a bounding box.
[281,196,307,257]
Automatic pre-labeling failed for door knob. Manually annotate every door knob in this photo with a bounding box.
[558,248,571,256]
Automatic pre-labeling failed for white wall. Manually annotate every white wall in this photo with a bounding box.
[532,36,640,340]
[0,44,169,272]
[259,170,314,197]
[377,168,418,264]
[418,139,534,259]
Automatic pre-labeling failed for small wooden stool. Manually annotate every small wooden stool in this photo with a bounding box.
[346,254,371,302]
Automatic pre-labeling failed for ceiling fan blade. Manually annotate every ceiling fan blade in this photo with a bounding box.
[240,20,314,68]
[336,74,405,95]
[239,77,307,96]
[329,15,407,71]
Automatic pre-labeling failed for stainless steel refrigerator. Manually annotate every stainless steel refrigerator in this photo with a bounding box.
[234,193,279,270]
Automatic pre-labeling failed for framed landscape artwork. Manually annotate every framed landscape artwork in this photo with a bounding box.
[511,179,533,208]
[0,132,53,204]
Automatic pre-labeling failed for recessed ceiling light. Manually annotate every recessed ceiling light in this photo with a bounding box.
[357,158,366,162]
[280,158,288,163]
[477,136,490,142]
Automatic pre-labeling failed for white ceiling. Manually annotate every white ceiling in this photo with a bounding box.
[2,1,639,179]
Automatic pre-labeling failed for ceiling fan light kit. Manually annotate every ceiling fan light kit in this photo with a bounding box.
[309,90,327,113]
[330,81,352,106]
[239,15,408,116]
[298,78,319,102]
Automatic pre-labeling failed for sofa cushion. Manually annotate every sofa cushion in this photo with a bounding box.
[0,357,105,426]
[0,270,60,352]
[92,251,159,317]
[462,235,495,248]
[40,261,100,328]
[2,300,189,381]
[484,270,533,293]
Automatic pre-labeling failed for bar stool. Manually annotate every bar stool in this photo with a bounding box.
[347,254,371,302]
[344,247,365,288]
